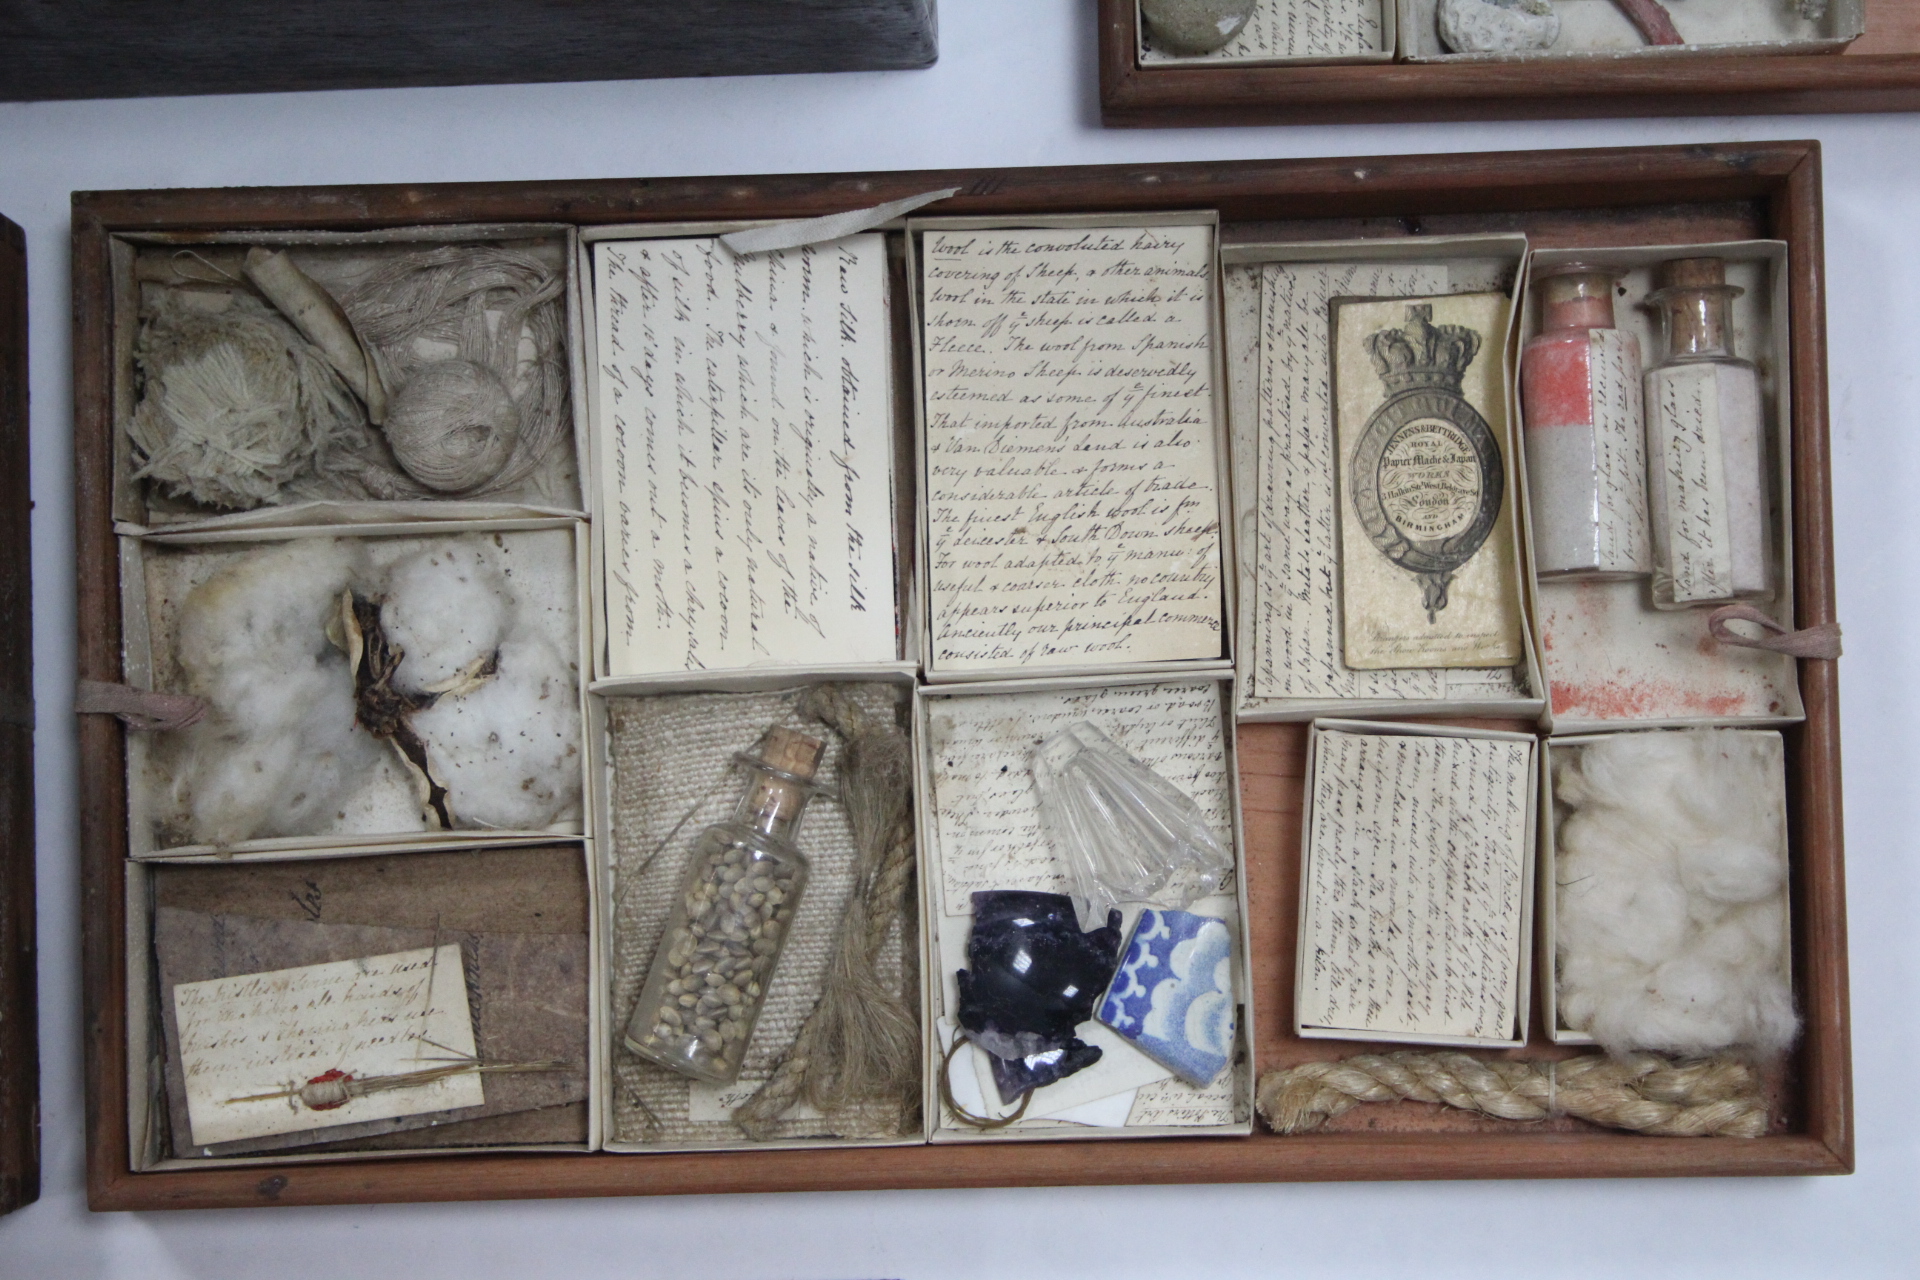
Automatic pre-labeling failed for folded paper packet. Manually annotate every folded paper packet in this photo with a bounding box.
[153,844,590,1158]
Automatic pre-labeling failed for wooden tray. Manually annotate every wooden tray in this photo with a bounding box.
[0,0,937,101]
[1099,0,1920,124]
[0,211,36,1217]
[73,141,1850,1210]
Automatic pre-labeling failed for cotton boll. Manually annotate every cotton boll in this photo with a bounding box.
[380,542,512,694]
[410,635,581,830]
[181,675,384,844]
[165,538,419,846]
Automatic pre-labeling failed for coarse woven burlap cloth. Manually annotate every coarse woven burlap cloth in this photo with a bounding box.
[607,684,917,1145]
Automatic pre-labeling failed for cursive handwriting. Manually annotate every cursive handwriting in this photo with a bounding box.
[594,235,897,674]
[1299,730,1531,1041]
[922,226,1225,670]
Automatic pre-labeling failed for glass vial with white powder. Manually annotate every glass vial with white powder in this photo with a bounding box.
[1643,257,1771,608]
[1519,264,1651,579]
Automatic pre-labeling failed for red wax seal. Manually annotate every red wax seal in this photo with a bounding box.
[305,1068,354,1110]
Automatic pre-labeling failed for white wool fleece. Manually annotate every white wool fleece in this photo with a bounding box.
[1554,729,1797,1057]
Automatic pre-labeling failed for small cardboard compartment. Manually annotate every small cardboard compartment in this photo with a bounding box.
[120,517,592,861]
[126,840,602,1170]
[1398,0,1863,62]
[1222,234,1546,722]
[110,225,585,532]
[917,674,1255,1141]
[575,223,920,690]
[907,212,1237,685]
[1136,0,1397,67]
[1519,241,1802,731]
[1296,717,1537,1049]
[1538,729,1792,1046]
[593,673,926,1154]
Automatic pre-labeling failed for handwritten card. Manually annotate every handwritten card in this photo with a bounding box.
[924,680,1232,919]
[592,235,898,675]
[1299,730,1532,1043]
[1139,0,1385,63]
[174,944,481,1147]
[920,225,1225,672]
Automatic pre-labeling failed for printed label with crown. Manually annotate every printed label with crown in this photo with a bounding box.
[1331,292,1525,671]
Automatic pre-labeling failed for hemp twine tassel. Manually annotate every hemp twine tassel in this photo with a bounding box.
[1255,1051,1768,1138]
[733,685,920,1139]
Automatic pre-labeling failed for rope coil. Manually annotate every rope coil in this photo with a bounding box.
[1254,1051,1769,1138]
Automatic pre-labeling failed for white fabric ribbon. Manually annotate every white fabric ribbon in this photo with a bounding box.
[718,187,960,256]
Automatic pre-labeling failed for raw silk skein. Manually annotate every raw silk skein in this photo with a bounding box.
[1554,729,1798,1056]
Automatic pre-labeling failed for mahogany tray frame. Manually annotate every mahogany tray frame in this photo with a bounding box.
[73,141,1850,1210]
[1099,0,1920,125]
[1,211,37,1217]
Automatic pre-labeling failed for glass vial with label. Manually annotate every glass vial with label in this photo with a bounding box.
[623,726,823,1083]
[1643,257,1771,608]
[1519,264,1651,579]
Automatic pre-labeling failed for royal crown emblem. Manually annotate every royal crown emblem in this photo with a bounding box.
[1349,303,1504,623]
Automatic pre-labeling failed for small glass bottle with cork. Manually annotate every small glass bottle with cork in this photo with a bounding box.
[1520,262,1652,580]
[1643,257,1772,609]
[623,726,824,1083]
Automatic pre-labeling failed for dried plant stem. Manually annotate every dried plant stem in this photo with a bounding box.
[1255,1051,1769,1138]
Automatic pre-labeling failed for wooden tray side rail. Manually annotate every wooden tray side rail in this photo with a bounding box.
[1099,0,1920,126]
[73,142,1850,1211]
[0,213,37,1216]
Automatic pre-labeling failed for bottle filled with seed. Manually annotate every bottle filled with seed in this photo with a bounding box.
[623,726,823,1083]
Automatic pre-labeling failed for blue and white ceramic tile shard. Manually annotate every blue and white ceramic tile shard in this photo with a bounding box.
[1097,908,1235,1087]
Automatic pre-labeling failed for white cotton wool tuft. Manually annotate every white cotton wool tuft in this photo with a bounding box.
[380,542,513,693]
[410,634,581,830]
[166,538,411,846]
[1554,729,1796,1057]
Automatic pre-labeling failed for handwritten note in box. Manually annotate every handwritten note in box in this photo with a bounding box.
[174,945,481,1147]
[1296,721,1536,1048]
[590,233,899,678]
[916,220,1228,677]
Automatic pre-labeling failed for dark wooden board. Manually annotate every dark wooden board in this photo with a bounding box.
[72,142,1849,1210]
[0,211,37,1217]
[1100,0,1920,125]
[0,0,936,102]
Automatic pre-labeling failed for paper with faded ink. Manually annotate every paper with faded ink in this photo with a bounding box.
[920,225,1224,671]
[1140,0,1385,63]
[175,944,481,1146]
[1300,731,1532,1041]
[924,681,1232,919]
[1256,262,1448,701]
[1127,1067,1239,1127]
[592,234,897,675]
[1334,291,1524,670]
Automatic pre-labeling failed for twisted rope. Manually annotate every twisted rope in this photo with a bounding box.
[1255,1051,1769,1138]
[733,685,920,1139]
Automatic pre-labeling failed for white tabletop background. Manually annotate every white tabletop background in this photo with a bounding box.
[1,3,1914,1275]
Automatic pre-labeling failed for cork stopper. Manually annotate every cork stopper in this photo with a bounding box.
[1649,257,1743,361]
[1653,257,1727,290]
[1534,263,1617,332]
[756,726,825,781]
